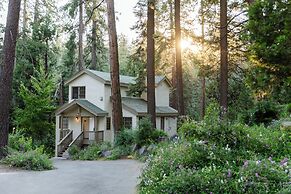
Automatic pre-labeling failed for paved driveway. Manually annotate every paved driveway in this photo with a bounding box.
[0,158,143,194]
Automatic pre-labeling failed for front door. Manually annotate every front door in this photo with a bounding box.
[82,117,89,139]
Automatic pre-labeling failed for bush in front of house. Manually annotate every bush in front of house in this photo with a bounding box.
[0,132,53,171]
[107,145,132,160]
[134,117,168,147]
[114,128,136,147]
[8,131,34,152]
[1,148,53,171]
[69,144,101,160]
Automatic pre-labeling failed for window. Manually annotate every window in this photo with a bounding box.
[161,117,165,130]
[138,116,144,122]
[106,117,111,130]
[59,117,69,129]
[72,86,86,99]
[123,117,132,129]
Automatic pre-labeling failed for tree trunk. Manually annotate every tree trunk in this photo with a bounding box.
[91,9,98,70]
[219,0,228,117]
[22,0,27,35]
[59,76,64,105]
[106,0,123,133]
[169,0,177,109]
[200,0,206,119]
[146,0,156,128]
[0,0,21,158]
[33,0,39,24]
[78,0,84,71]
[175,0,185,115]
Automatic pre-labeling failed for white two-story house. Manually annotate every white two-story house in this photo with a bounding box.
[55,69,178,156]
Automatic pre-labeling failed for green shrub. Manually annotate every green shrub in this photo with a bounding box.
[135,117,167,147]
[149,129,167,142]
[139,140,290,194]
[179,119,290,160]
[99,141,112,151]
[68,145,81,160]
[114,129,135,147]
[8,131,34,152]
[235,159,289,193]
[69,144,102,160]
[135,117,155,146]
[246,101,279,126]
[1,149,53,171]
[107,146,131,160]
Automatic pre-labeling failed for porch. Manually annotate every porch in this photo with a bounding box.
[55,99,108,157]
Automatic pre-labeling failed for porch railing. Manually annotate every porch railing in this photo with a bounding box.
[84,131,104,143]
[57,130,73,157]
[69,131,84,148]
[60,129,71,140]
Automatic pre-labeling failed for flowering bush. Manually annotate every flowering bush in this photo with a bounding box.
[139,141,290,193]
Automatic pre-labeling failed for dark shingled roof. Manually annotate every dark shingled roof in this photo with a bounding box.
[55,99,108,116]
[122,97,178,116]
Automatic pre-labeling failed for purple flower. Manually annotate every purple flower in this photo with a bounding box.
[243,160,249,168]
[255,173,259,177]
[280,158,288,166]
[227,169,232,178]
[256,160,261,165]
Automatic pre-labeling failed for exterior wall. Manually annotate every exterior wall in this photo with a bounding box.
[123,109,138,129]
[68,117,82,140]
[156,116,177,137]
[68,74,106,110]
[155,81,170,106]
[164,117,177,137]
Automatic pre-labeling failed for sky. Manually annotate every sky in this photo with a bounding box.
[0,0,138,40]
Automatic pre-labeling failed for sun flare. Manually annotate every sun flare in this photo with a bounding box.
[180,39,202,53]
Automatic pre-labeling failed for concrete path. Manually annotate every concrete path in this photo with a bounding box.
[0,158,143,194]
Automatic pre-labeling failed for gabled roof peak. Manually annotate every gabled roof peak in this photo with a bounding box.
[65,69,171,87]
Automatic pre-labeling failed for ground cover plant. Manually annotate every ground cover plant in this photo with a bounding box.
[139,104,291,193]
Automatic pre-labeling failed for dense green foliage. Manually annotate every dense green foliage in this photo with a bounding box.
[139,105,290,193]
[68,142,112,160]
[0,132,53,171]
[246,0,291,103]
[13,67,56,154]
[2,150,53,171]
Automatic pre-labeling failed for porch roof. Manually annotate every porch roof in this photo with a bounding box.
[55,100,108,116]
[122,97,178,116]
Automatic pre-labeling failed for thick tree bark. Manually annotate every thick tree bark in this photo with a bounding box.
[59,76,64,105]
[22,0,27,35]
[220,0,228,117]
[169,0,177,109]
[200,0,206,119]
[175,0,185,115]
[33,0,39,24]
[0,0,21,158]
[78,0,84,71]
[106,0,123,133]
[91,11,98,70]
[146,0,156,128]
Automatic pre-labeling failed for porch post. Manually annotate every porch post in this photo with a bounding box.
[60,115,63,140]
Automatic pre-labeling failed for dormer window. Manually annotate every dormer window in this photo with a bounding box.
[72,86,86,99]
